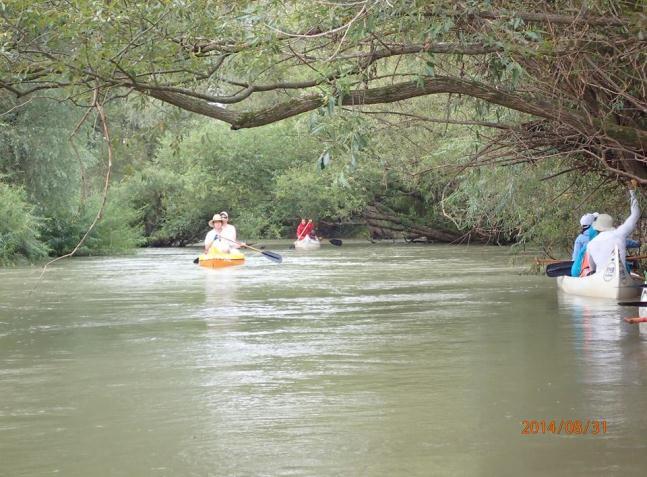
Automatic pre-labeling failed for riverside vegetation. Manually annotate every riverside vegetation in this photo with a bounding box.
[1,1,644,264]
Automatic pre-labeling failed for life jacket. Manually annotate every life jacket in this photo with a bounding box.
[300,222,314,239]
[571,227,599,277]
[579,252,592,277]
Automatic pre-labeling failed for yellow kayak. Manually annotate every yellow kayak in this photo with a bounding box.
[198,250,245,268]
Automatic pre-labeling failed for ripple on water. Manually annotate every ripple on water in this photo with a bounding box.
[1,245,646,476]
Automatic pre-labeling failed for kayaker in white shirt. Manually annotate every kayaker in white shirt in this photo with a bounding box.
[586,181,640,273]
[219,211,244,248]
[204,214,230,253]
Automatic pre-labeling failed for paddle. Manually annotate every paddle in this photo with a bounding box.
[539,254,647,267]
[219,235,282,263]
[546,261,574,277]
[193,238,282,264]
[624,317,647,324]
[547,265,647,282]
[535,257,569,265]
[618,301,647,306]
[241,243,282,263]
[292,238,342,248]
[289,224,312,249]
[297,222,313,241]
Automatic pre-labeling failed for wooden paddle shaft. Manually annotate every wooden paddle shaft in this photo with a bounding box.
[241,243,264,254]
[217,235,263,254]
[536,254,647,265]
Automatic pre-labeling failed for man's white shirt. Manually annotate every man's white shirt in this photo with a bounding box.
[204,229,230,253]
[221,224,237,246]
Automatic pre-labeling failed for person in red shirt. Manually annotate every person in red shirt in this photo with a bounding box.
[296,218,307,240]
[303,219,315,239]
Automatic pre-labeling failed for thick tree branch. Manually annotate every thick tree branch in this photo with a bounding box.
[141,76,646,155]
[184,8,626,57]
[345,42,503,61]
[125,41,501,105]
[472,9,627,27]
[346,108,514,129]
[364,209,466,243]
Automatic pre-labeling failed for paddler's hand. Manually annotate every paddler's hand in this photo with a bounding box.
[630,179,638,190]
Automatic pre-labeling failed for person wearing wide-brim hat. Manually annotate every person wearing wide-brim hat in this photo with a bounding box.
[586,181,641,273]
[204,214,229,253]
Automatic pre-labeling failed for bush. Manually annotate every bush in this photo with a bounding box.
[40,190,144,257]
[0,180,49,265]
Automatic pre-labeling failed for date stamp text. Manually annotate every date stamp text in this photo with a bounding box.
[521,419,607,435]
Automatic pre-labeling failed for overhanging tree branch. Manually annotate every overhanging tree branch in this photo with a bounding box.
[141,76,646,153]
[472,9,627,27]
[347,108,514,129]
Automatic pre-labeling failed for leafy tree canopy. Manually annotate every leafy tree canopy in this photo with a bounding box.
[1,0,644,181]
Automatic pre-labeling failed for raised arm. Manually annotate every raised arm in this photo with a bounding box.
[615,186,640,238]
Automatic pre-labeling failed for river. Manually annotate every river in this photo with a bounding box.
[1,244,646,476]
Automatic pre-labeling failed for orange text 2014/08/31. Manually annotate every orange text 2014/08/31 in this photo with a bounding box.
[521,419,607,435]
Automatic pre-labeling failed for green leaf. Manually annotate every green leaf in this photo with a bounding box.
[327,98,335,115]
[425,60,435,77]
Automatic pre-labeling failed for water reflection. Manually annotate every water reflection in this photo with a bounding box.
[202,266,240,311]
[555,291,646,453]
[639,287,647,334]
[558,292,624,345]
[557,292,643,385]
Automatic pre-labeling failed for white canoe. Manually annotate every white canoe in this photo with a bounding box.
[638,287,647,334]
[556,246,641,299]
[294,236,321,250]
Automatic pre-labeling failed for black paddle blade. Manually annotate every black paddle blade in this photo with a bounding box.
[262,250,283,263]
[328,239,343,246]
[545,261,574,277]
[193,257,199,264]
[618,301,647,306]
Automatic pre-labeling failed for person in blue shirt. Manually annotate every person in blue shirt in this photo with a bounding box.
[572,213,598,261]
[571,228,598,276]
